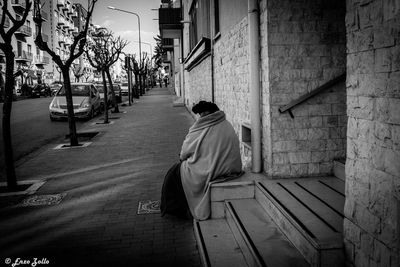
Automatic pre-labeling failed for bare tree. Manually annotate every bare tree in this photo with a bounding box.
[72,59,85,82]
[0,0,32,189]
[33,0,98,146]
[86,29,127,119]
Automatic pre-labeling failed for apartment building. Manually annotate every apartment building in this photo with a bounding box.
[0,0,50,89]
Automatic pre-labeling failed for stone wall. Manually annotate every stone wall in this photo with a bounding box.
[344,0,400,266]
[260,0,347,177]
[214,17,252,168]
[184,56,212,110]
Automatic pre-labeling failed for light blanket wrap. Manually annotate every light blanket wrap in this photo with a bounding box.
[180,111,242,220]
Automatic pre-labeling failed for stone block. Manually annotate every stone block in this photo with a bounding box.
[324,116,339,127]
[310,116,323,127]
[375,48,392,73]
[392,124,400,150]
[354,203,381,235]
[272,152,289,165]
[272,140,297,152]
[297,139,327,151]
[392,45,400,71]
[271,164,291,177]
[308,163,320,174]
[311,151,328,163]
[388,98,400,124]
[383,0,400,20]
[329,127,343,139]
[385,149,400,177]
[375,97,390,122]
[372,239,391,266]
[374,27,396,48]
[327,139,343,151]
[358,50,375,74]
[348,28,374,53]
[308,128,330,140]
[332,103,347,115]
[288,152,311,164]
[290,163,309,176]
[348,95,374,120]
[344,218,361,245]
[360,232,374,257]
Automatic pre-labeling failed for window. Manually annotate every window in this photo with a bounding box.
[189,0,210,50]
[17,41,22,57]
[214,0,219,35]
[26,20,30,27]
[27,45,32,54]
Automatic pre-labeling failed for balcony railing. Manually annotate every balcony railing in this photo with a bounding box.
[58,16,66,26]
[41,11,48,21]
[15,25,32,37]
[11,0,26,13]
[35,55,50,65]
[159,8,181,28]
[57,0,65,8]
[16,51,33,62]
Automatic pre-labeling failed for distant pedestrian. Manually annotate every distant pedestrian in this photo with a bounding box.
[160,101,243,220]
[163,76,168,87]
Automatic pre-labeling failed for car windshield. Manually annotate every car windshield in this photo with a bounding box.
[96,86,104,93]
[57,85,90,96]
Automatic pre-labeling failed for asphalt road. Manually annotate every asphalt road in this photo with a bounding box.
[0,96,101,180]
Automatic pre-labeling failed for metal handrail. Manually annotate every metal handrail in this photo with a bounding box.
[278,73,346,118]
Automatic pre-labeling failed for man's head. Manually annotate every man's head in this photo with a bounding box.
[192,101,219,117]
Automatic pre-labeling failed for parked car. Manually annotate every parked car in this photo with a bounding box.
[32,83,51,97]
[49,83,101,121]
[120,82,129,96]
[94,84,113,108]
[49,82,62,96]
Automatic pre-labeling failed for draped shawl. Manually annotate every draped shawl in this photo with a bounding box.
[180,111,242,220]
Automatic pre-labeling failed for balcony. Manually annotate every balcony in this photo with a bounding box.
[57,0,65,9]
[0,14,11,28]
[15,25,32,37]
[42,33,49,42]
[58,35,65,44]
[41,11,48,21]
[57,16,66,27]
[161,38,174,51]
[35,55,50,65]
[11,0,27,14]
[15,51,33,62]
[158,8,181,39]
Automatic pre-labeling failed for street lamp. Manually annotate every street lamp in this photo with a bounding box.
[107,6,142,72]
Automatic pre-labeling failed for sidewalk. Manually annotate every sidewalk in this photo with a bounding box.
[0,87,201,267]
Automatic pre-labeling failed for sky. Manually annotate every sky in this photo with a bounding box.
[74,0,162,59]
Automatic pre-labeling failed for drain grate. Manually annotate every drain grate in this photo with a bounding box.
[20,194,66,206]
[137,200,160,215]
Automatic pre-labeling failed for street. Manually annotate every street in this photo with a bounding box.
[0,96,107,182]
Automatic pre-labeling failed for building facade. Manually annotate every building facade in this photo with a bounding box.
[0,0,51,90]
[159,0,400,266]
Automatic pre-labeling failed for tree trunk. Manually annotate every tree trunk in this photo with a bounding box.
[62,69,79,146]
[2,51,17,189]
[134,73,139,98]
[106,69,119,113]
[101,70,109,124]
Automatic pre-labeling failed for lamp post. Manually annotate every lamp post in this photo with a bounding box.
[107,6,142,94]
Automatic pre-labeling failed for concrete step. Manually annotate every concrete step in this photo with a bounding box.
[194,219,249,267]
[255,177,345,267]
[333,160,345,181]
[225,199,309,267]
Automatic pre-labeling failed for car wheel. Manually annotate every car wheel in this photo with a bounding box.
[50,116,56,121]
